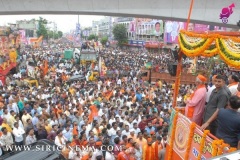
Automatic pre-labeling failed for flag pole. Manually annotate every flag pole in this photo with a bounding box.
[172,0,195,108]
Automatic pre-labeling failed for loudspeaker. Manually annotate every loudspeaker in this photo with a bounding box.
[168,64,177,76]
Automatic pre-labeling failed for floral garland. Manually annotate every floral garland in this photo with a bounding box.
[220,38,240,57]
[211,140,219,157]
[179,30,240,69]
[197,130,210,160]
[216,140,224,156]
[202,44,218,57]
[228,147,237,153]
[212,140,223,157]
[181,33,207,48]
[184,122,196,160]
[179,33,214,57]
[168,112,178,160]
[216,38,240,68]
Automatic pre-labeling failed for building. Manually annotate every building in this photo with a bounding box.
[115,17,135,40]
[16,19,38,37]
[91,21,99,36]
[91,16,113,39]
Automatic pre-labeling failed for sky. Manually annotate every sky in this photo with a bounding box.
[0,15,104,33]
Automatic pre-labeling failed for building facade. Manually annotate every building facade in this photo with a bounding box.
[16,19,38,37]
[91,16,113,39]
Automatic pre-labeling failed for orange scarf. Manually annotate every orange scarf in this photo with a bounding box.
[144,145,154,160]
[154,141,158,160]
[187,84,205,118]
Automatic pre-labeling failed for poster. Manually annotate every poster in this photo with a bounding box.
[164,22,227,44]
[188,127,213,160]
[164,21,185,43]
[136,18,163,36]
[173,113,192,159]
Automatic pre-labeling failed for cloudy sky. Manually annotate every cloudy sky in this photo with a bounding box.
[0,14,103,33]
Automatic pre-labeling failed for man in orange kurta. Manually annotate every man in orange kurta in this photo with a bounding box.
[152,136,163,160]
[88,105,98,123]
[142,138,155,160]
[117,146,130,160]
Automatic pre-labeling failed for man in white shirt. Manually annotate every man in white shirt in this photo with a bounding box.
[108,122,120,144]
[122,125,130,137]
[54,130,66,149]
[12,122,25,146]
[0,127,14,153]
[228,75,239,95]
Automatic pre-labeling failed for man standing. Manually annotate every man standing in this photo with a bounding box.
[201,75,229,135]
[0,127,14,154]
[228,75,239,95]
[12,122,25,146]
[185,74,207,125]
[142,138,155,160]
[200,96,240,149]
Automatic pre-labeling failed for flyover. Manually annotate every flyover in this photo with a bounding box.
[0,0,240,28]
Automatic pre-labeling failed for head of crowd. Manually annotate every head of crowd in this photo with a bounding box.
[0,45,240,160]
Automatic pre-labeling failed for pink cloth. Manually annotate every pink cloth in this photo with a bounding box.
[185,87,207,126]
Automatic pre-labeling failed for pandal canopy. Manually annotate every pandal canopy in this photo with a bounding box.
[178,30,240,68]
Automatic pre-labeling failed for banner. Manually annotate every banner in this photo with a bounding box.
[164,22,227,44]
[164,21,185,43]
[18,30,28,44]
[189,127,213,160]
[136,19,163,36]
[173,113,192,159]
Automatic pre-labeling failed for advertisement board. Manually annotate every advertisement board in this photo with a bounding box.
[136,18,163,36]
[164,22,227,44]
[128,40,145,46]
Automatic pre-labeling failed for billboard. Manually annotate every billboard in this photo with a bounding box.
[18,30,28,44]
[164,22,227,44]
[164,21,185,44]
[136,19,163,36]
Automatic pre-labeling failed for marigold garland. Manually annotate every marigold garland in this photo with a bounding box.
[228,147,237,152]
[179,33,214,57]
[216,140,224,156]
[197,130,210,160]
[179,30,240,69]
[216,38,240,68]
[212,140,218,156]
[168,112,178,160]
[220,38,240,57]
[181,33,207,48]
[184,122,196,160]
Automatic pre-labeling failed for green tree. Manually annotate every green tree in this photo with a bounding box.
[88,34,98,40]
[58,31,63,38]
[36,17,48,39]
[100,36,108,46]
[112,24,128,47]
[47,30,54,39]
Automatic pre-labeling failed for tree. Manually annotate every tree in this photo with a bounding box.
[36,17,48,39]
[100,36,108,46]
[58,31,63,38]
[88,34,98,41]
[112,24,128,47]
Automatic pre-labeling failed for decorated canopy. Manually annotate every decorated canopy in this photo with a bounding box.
[178,30,240,68]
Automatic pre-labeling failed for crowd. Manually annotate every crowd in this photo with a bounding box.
[0,45,239,160]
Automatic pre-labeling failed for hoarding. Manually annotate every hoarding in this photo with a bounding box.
[164,22,227,44]
[136,19,163,36]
